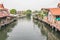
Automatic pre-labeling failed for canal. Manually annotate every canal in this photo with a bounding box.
[0,17,60,40]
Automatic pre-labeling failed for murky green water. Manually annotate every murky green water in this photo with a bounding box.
[0,17,60,40]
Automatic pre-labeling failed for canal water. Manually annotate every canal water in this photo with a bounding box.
[0,17,60,40]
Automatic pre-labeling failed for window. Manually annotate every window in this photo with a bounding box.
[56,16,60,21]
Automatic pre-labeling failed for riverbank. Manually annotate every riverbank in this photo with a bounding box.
[33,15,60,32]
[0,17,60,40]
[0,16,17,29]
[33,19,60,40]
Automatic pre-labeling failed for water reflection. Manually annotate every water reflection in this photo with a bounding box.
[6,17,46,40]
[26,16,31,20]
[33,19,60,40]
[0,21,17,40]
[1,17,60,40]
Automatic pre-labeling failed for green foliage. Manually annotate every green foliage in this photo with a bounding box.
[38,11,41,13]
[10,9,17,14]
[25,10,32,16]
[33,10,39,13]
[38,10,45,19]
[33,10,42,14]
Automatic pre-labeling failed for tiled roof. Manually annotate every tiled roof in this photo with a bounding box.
[0,4,4,9]
[49,8,60,15]
[0,4,8,10]
[0,4,10,18]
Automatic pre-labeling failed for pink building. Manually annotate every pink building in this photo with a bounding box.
[0,4,10,18]
[48,8,60,24]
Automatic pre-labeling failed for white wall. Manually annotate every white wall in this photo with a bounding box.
[48,12,55,23]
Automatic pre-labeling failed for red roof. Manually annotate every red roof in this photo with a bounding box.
[0,4,10,18]
[49,8,60,15]
[0,4,8,10]
[0,4,4,9]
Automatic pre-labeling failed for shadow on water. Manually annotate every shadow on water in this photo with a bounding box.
[18,16,31,21]
[19,16,31,23]
[0,21,17,40]
[25,16,31,20]
[33,19,60,40]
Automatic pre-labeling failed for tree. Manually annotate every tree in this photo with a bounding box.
[10,9,17,14]
[33,10,39,13]
[25,10,32,16]
[38,10,45,19]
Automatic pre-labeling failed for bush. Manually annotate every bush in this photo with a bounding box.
[10,9,17,14]
[25,10,32,16]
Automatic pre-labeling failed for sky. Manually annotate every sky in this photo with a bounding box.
[0,0,59,11]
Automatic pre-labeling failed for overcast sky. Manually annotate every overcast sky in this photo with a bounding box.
[0,0,59,11]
